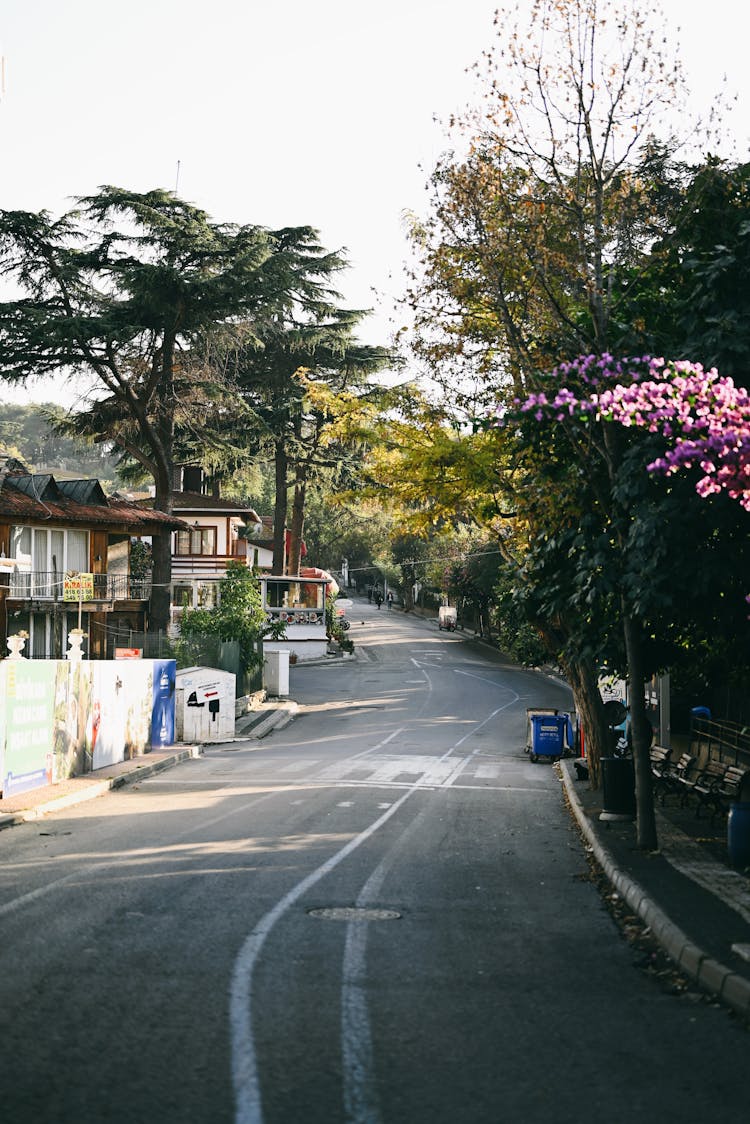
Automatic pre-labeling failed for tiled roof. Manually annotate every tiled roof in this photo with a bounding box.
[169,491,262,520]
[0,474,188,531]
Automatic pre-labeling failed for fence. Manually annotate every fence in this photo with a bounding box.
[106,632,263,696]
[7,570,152,602]
[689,714,750,768]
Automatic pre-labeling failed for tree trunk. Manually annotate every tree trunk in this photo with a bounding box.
[272,441,288,576]
[622,609,658,851]
[561,654,609,790]
[287,478,306,576]
[148,339,177,636]
[601,426,659,850]
[402,569,416,611]
[149,466,174,636]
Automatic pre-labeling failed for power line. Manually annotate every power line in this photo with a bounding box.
[339,548,506,575]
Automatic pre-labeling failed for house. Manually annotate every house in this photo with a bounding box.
[0,457,186,659]
[253,515,306,574]
[165,465,269,629]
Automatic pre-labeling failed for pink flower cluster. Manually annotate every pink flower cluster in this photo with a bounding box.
[508,355,750,512]
[594,359,750,512]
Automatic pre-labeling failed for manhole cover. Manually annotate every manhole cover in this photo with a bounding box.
[307,906,401,922]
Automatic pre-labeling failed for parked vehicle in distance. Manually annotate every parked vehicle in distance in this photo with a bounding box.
[438,605,457,631]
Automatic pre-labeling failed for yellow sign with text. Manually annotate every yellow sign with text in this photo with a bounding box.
[63,572,95,602]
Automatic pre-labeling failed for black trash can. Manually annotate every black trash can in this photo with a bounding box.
[599,756,636,822]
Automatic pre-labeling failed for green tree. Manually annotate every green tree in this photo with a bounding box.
[505,355,750,848]
[178,561,275,676]
[0,403,121,482]
[622,159,750,382]
[0,188,273,631]
[446,545,504,640]
[225,226,394,575]
[403,0,700,795]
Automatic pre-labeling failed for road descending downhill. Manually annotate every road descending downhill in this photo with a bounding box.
[0,599,747,1124]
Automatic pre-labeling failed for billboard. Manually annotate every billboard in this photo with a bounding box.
[1,659,176,796]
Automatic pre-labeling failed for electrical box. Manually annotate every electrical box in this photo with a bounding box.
[175,666,236,744]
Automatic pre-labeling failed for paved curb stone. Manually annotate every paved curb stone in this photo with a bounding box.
[561,760,750,1020]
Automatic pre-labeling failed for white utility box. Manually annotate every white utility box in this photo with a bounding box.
[175,666,236,743]
[264,648,290,697]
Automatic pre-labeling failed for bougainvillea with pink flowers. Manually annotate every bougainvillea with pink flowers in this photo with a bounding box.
[508,354,750,512]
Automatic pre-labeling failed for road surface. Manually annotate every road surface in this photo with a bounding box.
[1,601,747,1122]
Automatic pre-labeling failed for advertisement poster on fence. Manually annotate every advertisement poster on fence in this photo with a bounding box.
[52,660,94,783]
[150,659,176,749]
[3,660,57,796]
[90,660,152,769]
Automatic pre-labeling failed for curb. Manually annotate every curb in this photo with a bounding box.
[560,760,750,1020]
[234,700,298,739]
[0,747,202,831]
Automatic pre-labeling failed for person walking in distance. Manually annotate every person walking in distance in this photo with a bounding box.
[386,590,393,610]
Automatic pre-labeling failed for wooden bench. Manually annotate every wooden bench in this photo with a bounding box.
[695,765,750,823]
[675,755,713,806]
[649,745,673,802]
[691,760,730,818]
[655,752,696,805]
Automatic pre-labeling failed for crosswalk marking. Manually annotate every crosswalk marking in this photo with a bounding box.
[367,757,458,785]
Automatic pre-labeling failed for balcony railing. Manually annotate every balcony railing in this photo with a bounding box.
[171,554,250,577]
[3,570,152,602]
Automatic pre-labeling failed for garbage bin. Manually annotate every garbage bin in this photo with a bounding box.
[728,802,750,868]
[529,713,568,762]
[599,756,636,822]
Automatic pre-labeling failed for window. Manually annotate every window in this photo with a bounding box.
[265,579,324,611]
[173,583,194,609]
[175,527,217,556]
[197,582,218,608]
[170,581,219,612]
[8,526,89,598]
[10,610,80,659]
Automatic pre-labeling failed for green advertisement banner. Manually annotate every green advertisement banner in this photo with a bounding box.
[3,661,57,796]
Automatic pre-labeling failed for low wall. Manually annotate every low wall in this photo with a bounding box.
[0,658,176,798]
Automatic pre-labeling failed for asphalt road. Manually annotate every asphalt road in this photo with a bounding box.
[1,601,748,1123]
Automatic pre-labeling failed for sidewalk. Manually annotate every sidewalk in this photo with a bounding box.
[562,760,750,1020]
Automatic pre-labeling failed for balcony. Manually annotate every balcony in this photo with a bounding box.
[3,570,152,603]
[171,554,250,579]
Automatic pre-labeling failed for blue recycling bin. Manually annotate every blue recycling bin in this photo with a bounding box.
[529,713,568,762]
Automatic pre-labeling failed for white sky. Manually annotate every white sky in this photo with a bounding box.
[1,0,747,404]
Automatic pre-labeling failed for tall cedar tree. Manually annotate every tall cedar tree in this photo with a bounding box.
[225,227,393,574]
[0,187,275,631]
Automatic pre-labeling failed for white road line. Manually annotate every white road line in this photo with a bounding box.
[230,789,417,1124]
[0,868,90,918]
[0,790,278,919]
[341,864,389,1124]
[341,805,429,1124]
[438,692,521,786]
[316,728,405,776]
[454,668,507,689]
[474,765,500,779]
[367,758,456,785]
